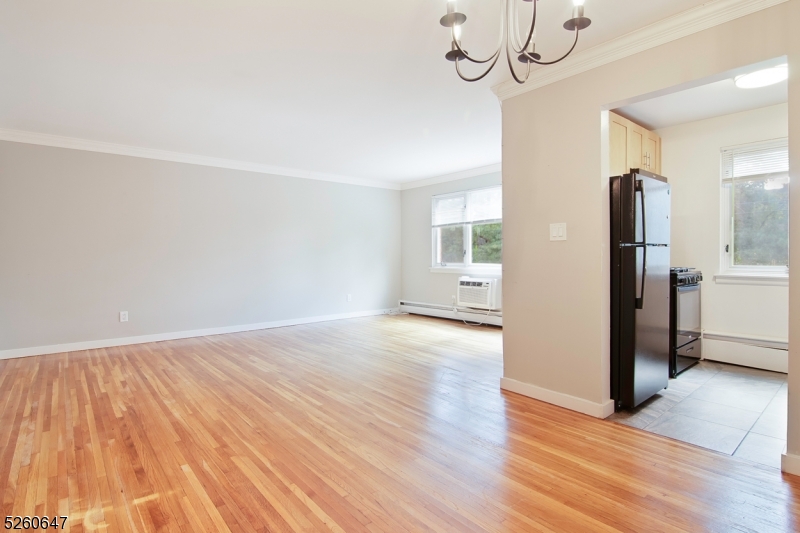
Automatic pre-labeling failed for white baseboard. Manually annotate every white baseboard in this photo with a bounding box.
[500,377,615,419]
[781,453,800,476]
[702,337,788,373]
[0,308,399,361]
[399,301,502,326]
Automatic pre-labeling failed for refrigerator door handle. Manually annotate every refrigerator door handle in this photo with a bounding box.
[635,180,646,309]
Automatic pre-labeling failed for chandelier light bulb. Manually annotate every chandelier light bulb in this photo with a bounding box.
[734,64,788,89]
[573,0,586,5]
[527,28,537,52]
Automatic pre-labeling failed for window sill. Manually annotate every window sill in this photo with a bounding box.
[714,272,788,286]
[429,266,502,278]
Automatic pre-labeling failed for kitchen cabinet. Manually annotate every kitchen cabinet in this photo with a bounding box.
[644,130,660,174]
[609,111,661,175]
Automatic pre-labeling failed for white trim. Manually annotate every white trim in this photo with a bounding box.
[0,308,399,361]
[400,164,502,190]
[702,337,788,373]
[429,266,502,277]
[713,273,789,286]
[781,453,800,476]
[0,128,402,190]
[500,377,616,419]
[491,0,789,102]
[399,301,503,326]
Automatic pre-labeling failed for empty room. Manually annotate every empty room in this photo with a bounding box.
[2,1,800,532]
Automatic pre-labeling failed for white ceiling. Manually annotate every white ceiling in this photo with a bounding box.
[0,0,710,184]
[616,70,788,131]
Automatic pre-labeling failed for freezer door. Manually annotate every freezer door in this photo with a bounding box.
[631,244,670,407]
[638,174,670,245]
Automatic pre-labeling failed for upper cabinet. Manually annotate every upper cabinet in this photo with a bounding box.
[609,111,661,176]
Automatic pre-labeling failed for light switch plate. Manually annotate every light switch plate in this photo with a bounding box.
[549,223,567,241]
[120,311,128,322]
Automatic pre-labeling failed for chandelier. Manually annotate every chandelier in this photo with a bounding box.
[439,0,591,83]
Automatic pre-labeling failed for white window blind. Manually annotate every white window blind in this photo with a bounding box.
[432,194,466,227]
[467,187,502,224]
[722,139,789,183]
[432,186,501,227]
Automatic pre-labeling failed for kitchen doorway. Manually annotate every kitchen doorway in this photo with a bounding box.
[605,58,789,468]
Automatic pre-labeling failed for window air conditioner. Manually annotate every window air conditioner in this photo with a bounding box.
[457,276,500,310]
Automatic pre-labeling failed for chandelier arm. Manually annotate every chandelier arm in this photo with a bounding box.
[523,28,579,65]
[511,0,538,55]
[454,53,502,82]
[450,0,505,65]
[511,0,522,51]
[453,35,502,64]
[505,13,531,84]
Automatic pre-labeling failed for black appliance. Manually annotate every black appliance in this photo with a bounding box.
[610,169,671,410]
[669,268,703,377]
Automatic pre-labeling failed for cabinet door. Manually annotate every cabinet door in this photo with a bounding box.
[645,131,661,173]
[609,114,629,176]
[627,123,644,171]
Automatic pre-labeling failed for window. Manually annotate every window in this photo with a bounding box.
[432,186,502,270]
[720,139,789,276]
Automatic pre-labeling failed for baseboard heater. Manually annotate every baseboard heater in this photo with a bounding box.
[399,300,502,326]
[701,331,788,374]
[702,331,788,351]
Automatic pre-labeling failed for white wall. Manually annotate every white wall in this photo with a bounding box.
[0,141,401,354]
[499,1,799,430]
[400,172,502,306]
[658,104,788,370]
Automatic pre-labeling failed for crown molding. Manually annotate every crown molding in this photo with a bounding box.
[491,0,789,102]
[0,128,402,190]
[399,163,502,190]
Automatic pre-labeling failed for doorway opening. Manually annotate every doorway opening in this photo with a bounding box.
[606,58,789,469]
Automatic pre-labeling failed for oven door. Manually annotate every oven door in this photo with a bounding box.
[676,284,701,347]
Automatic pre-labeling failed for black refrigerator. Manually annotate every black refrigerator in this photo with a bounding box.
[610,169,671,410]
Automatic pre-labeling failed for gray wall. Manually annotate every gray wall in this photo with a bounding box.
[0,141,401,351]
[400,172,502,306]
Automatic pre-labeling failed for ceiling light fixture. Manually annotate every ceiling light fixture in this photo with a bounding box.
[734,64,788,89]
[440,0,592,84]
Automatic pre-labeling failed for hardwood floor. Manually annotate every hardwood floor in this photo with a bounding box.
[1,314,798,532]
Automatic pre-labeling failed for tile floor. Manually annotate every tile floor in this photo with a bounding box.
[608,360,787,468]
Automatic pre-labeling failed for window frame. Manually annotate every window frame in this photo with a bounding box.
[430,185,502,275]
[718,138,789,281]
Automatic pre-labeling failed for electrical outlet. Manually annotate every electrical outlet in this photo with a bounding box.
[119,311,128,322]
[346,294,352,302]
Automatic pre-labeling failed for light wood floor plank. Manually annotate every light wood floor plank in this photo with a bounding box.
[2,314,799,532]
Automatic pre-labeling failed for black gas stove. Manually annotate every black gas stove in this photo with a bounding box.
[669,268,703,377]
[671,267,703,286]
